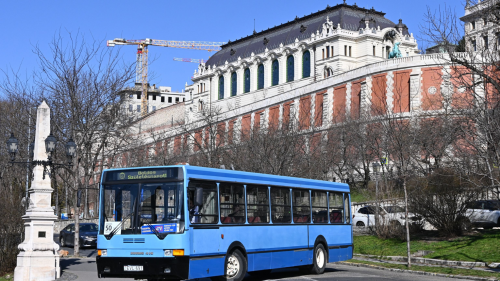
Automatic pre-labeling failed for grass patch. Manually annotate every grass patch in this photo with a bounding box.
[346,259,500,279]
[0,273,13,281]
[350,190,372,203]
[354,230,500,263]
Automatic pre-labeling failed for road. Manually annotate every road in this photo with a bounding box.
[57,258,472,281]
[54,234,97,258]
[54,235,471,281]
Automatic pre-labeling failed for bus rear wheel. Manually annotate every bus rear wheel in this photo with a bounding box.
[309,244,326,274]
[216,249,247,281]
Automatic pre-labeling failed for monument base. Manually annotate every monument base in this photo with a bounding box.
[14,251,60,281]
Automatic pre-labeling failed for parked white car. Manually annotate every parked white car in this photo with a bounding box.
[353,205,420,227]
[466,200,500,229]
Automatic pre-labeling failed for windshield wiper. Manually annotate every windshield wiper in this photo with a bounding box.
[145,222,167,240]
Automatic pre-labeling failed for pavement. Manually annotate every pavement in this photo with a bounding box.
[53,235,495,281]
[57,258,476,281]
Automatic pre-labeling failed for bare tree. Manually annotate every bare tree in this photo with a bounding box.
[2,32,135,257]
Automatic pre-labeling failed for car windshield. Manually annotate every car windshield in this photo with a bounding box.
[486,201,500,210]
[385,206,405,213]
[80,224,98,232]
[101,182,184,235]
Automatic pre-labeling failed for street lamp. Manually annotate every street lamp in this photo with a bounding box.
[44,132,57,160]
[7,133,75,176]
[65,138,77,165]
[6,133,76,217]
[7,133,19,162]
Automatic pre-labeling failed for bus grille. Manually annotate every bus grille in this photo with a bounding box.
[123,238,145,244]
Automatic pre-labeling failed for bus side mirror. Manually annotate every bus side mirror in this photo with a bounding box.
[195,187,203,207]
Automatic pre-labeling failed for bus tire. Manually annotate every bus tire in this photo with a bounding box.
[221,249,247,281]
[309,243,326,274]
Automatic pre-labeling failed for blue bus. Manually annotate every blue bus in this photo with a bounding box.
[96,165,352,280]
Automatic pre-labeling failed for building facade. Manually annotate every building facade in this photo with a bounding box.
[461,0,500,52]
[114,2,487,180]
[123,83,187,119]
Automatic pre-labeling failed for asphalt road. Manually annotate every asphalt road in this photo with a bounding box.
[57,258,472,281]
[54,235,471,281]
[54,234,98,258]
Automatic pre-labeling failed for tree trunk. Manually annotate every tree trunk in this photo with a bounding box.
[73,181,80,257]
[403,177,411,268]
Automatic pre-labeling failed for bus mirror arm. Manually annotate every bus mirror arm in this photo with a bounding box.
[195,187,203,207]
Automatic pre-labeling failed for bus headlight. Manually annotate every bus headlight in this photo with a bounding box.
[98,249,107,257]
[164,250,173,257]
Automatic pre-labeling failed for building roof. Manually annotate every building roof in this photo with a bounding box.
[206,2,402,67]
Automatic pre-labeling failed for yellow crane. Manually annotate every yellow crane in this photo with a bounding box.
[107,38,225,116]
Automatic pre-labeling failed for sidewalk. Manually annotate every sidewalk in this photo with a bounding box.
[353,254,500,272]
[57,257,130,281]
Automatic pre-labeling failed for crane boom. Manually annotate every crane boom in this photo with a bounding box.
[173,58,207,64]
[107,38,225,116]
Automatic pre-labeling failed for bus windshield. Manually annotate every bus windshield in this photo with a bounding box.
[101,182,184,235]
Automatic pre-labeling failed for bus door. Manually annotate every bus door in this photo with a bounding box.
[188,181,221,255]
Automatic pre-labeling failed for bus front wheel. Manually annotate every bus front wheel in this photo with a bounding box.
[309,243,326,274]
[215,249,247,281]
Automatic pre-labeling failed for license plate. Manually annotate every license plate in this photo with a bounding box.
[124,265,143,272]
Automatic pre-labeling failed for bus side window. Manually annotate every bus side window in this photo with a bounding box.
[271,187,291,223]
[312,191,328,223]
[219,183,245,224]
[247,185,269,223]
[344,194,351,224]
[292,189,311,223]
[329,192,344,223]
[188,181,218,224]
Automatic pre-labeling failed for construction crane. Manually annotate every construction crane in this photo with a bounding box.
[173,57,208,64]
[107,38,225,116]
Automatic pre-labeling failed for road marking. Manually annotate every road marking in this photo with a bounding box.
[300,276,317,281]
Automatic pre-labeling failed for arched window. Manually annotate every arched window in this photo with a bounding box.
[287,55,294,82]
[303,51,310,78]
[231,72,237,96]
[218,76,224,99]
[324,68,333,78]
[257,64,264,89]
[272,59,279,86]
[244,68,250,93]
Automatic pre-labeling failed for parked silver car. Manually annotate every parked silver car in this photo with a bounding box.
[353,205,421,227]
[466,200,500,229]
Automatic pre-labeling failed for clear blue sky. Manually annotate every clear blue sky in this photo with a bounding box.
[1,0,462,93]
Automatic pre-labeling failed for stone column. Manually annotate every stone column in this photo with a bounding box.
[14,101,60,281]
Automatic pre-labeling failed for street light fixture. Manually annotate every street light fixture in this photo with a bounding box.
[6,133,75,179]
[65,138,76,165]
[7,133,19,161]
[44,132,57,160]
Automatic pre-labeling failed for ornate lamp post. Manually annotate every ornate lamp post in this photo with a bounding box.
[7,133,76,217]
[7,133,75,175]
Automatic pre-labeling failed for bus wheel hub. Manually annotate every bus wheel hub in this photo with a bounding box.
[227,255,240,277]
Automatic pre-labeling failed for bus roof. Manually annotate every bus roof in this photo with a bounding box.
[185,165,349,192]
[102,165,349,193]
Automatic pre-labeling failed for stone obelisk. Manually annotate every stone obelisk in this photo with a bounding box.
[14,101,60,281]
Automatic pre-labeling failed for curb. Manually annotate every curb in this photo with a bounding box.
[339,261,499,281]
[354,254,500,269]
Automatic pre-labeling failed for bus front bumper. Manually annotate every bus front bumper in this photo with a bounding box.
[96,256,189,279]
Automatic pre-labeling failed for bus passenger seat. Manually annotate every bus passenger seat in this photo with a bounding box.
[221,217,232,223]
[248,217,254,223]
[253,217,261,223]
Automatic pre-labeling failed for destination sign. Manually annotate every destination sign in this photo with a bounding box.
[105,168,181,182]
